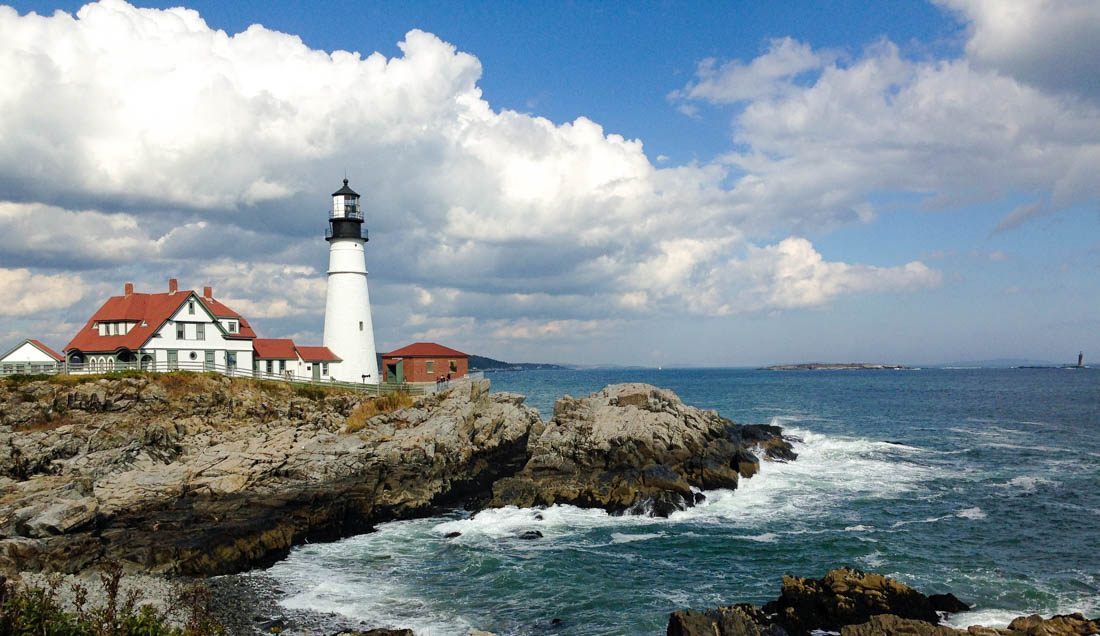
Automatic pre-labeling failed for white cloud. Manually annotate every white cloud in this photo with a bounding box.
[197,262,326,318]
[729,238,942,311]
[936,0,1100,100]
[671,37,832,104]
[0,268,86,315]
[0,1,963,355]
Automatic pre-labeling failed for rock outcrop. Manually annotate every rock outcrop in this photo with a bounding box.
[1,374,541,576]
[490,383,795,516]
[667,567,1100,636]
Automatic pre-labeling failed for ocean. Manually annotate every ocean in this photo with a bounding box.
[263,368,1099,635]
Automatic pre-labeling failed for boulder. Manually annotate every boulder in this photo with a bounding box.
[763,567,942,634]
[491,383,794,515]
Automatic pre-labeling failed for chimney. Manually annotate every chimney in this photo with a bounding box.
[124,282,133,296]
[169,278,178,294]
[203,285,212,298]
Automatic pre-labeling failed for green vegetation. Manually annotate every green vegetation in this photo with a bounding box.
[0,562,223,635]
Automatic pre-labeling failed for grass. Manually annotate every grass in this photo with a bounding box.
[0,561,224,635]
[344,391,414,433]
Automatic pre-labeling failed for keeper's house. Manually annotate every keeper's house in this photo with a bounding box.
[381,342,469,383]
[0,339,64,375]
[64,279,256,373]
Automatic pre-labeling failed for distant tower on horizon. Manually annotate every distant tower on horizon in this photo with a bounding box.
[1078,351,1084,368]
[322,179,379,383]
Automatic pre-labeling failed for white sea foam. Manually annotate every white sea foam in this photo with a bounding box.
[731,532,779,542]
[956,506,986,520]
[609,532,665,544]
[270,524,478,635]
[943,608,1030,630]
[844,525,874,532]
[670,427,937,526]
[996,475,1059,494]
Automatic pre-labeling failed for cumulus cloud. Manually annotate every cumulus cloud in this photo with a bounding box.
[0,268,86,315]
[0,0,953,356]
[936,0,1100,100]
[673,36,1100,235]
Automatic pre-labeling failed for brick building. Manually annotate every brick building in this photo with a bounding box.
[381,342,469,383]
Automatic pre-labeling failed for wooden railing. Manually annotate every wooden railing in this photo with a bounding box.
[0,359,424,395]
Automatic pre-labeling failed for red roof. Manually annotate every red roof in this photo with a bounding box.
[29,340,64,361]
[65,290,256,353]
[253,338,299,359]
[296,346,341,362]
[382,342,468,358]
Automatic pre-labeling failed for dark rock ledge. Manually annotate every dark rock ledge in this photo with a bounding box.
[667,567,1100,636]
[490,383,796,517]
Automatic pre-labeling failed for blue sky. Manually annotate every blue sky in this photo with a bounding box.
[0,0,1097,366]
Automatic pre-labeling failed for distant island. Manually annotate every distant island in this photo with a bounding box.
[469,354,568,371]
[763,362,910,371]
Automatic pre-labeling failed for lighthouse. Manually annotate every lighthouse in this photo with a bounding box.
[322,179,379,383]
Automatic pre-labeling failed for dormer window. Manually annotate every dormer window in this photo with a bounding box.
[227,320,238,334]
[188,300,196,315]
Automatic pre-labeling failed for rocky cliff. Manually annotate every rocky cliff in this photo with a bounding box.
[490,383,795,516]
[0,373,540,576]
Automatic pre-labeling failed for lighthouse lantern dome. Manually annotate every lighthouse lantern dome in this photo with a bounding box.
[331,178,361,219]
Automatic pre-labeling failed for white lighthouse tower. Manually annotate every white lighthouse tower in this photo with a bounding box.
[322,179,379,383]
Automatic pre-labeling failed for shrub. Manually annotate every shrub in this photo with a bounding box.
[344,391,413,433]
[0,561,224,635]
[3,373,51,386]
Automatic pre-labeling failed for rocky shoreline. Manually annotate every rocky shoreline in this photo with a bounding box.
[5,374,1091,635]
[2,373,794,632]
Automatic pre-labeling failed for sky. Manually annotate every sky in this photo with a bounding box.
[0,0,1097,367]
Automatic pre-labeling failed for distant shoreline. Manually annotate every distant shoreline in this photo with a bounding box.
[762,363,910,371]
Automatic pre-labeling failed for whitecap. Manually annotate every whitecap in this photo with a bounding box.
[995,475,1059,494]
[956,507,986,520]
[731,532,778,543]
[609,532,665,544]
[844,525,874,532]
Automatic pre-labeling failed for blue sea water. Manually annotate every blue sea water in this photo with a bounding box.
[266,368,1100,635]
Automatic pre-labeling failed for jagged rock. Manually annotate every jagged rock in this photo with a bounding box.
[518,530,543,540]
[490,383,794,515]
[1,376,541,575]
[668,604,786,636]
[23,497,98,537]
[929,593,971,614]
[1003,613,1100,635]
[763,567,942,635]
[841,614,965,635]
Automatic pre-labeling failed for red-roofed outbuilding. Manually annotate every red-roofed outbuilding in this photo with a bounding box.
[381,342,468,383]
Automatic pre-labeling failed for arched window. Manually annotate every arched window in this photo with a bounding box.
[106,357,115,371]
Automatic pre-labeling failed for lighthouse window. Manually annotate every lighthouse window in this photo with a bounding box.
[359,321,364,331]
